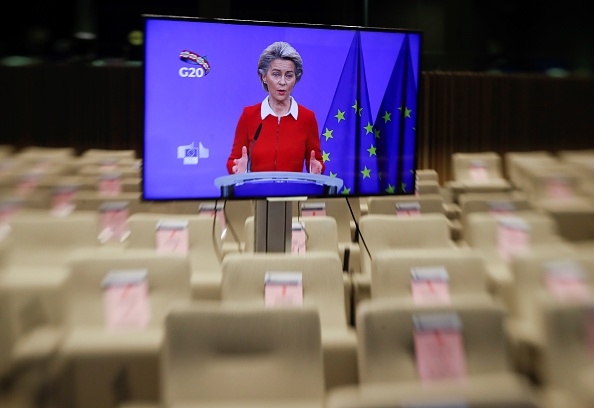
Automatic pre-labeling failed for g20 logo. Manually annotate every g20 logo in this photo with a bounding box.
[179,67,206,78]
[179,50,210,78]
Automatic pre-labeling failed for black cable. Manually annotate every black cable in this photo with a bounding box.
[211,198,223,260]
[345,197,371,260]
[221,199,243,254]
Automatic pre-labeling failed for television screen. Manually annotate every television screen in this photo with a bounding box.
[143,15,422,200]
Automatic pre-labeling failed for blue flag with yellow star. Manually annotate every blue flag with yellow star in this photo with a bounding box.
[320,31,378,195]
[373,34,418,194]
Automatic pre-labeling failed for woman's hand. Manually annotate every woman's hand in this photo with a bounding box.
[309,150,323,175]
[232,146,248,174]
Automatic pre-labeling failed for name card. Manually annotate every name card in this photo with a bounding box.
[198,202,227,240]
[99,158,118,172]
[16,173,40,196]
[396,201,422,216]
[291,222,307,255]
[546,176,573,200]
[264,272,303,307]
[301,202,326,217]
[468,159,489,182]
[98,173,122,196]
[544,259,592,302]
[155,219,189,255]
[497,216,530,262]
[487,200,516,216]
[411,266,451,305]
[98,201,130,243]
[413,313,467,382]
[102,269,151,330]
[50,185,78,217]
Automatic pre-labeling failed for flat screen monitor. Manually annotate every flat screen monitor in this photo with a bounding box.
[143,15,422,200]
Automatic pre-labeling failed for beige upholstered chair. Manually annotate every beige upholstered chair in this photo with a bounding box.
[457,191,533,233]
[243,215,352,320]
[537,293,594,408]
[503,150,557,191]
[220,252,357,390]
[329,297,535,407]
[159,302,325,408]
[126,213,224,300]
[367,194,462,241]
[53,249,192,408]
[506,252,594,384]
[462,210,574,309]
[354,213,460,306]
[447,152,512,201]
[370,249,492,304]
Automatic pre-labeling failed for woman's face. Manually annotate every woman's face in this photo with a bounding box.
[263,59,296,104]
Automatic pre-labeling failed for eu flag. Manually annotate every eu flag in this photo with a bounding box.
[320,31,378,195]
[373,34,418,194]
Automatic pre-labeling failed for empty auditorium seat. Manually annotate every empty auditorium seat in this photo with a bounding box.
[126,213,224,300]
[447,152,513,201]
[158,302,325,408]
[221,252,357,390]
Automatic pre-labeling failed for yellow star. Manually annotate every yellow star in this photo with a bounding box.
[322,151,330,162]
[367,144,376,156]
[382,111,391,123]
[385,184,395,194]
[341,186,351,195]
[322,128,334,141]
[334,109,345,123]
[398,105,412,118]
[364,122,373,135]
[401,182,407,191]
[361,166,371,179]
[352,100,362,116]
[374,128,380,139]
[330,172,337,178]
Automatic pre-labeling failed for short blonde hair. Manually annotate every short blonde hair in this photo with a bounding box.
[257,41,303,92]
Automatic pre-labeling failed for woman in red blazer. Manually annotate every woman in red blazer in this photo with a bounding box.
[226,41,325,175]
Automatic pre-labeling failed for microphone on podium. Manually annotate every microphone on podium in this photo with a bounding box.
[246,123,263,173]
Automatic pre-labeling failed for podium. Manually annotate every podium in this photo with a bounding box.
[214,171,343,199]
[214,172,344,252]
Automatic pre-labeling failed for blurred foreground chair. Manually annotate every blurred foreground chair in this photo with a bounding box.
[327,297,536,408]
[221,252,357,390]
[126,213,224,300]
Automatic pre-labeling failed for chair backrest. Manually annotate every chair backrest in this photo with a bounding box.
[6,210,100,266]
[126,212,223,269]
[510,252,594,323]
[458,192,533,230]
[356,297,510,384]
[81,148,137,160]
[244,215,339,255]
[539,294,594,389]
[162,302,325,405]
[371,249,489,300]
[367,194,445,216]
[463,211,565,252]
[359,214,455,254]
[221,252,347,329]
[503,151,558,190]
[297,197,360,244]
[452,152,505,182]
[63,249,192,328]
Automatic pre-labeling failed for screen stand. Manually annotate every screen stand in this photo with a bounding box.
[254,197,305,253]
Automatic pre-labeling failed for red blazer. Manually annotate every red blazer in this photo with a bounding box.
[226,103,325,174]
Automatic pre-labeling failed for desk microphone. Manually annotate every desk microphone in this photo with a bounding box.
[246,123,262,173]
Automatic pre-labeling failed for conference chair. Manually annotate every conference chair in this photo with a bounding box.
[156,302,325,408]
[462,210,574,310]
[447,152,513,202]
[221,252,357,390]
[536,293,594,408]
[326,297,536,408]
[503,150,557,191]
[126,212,224,300]
[81,148,137,160]
[506,251,594,382]
[366,194,463,241]
[51,249,192,408]
[370,249,492,305]
[354,213,460,306]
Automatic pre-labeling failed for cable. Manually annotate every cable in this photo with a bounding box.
[346,197,371,260]
[222,199,243,254]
